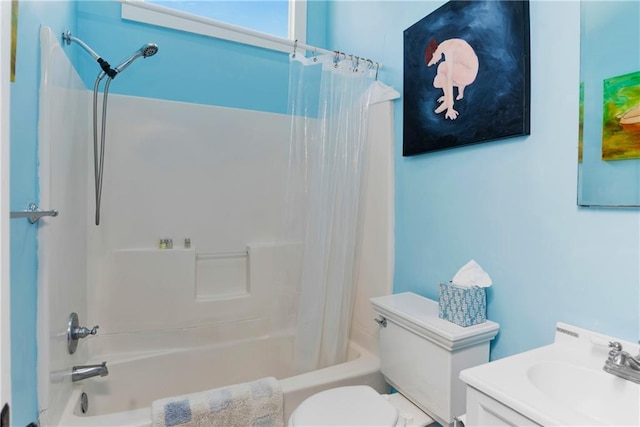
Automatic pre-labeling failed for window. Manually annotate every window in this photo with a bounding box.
[121,0,306,53]
[146,1,289,38]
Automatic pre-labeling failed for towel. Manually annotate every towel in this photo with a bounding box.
[151,377,284,427]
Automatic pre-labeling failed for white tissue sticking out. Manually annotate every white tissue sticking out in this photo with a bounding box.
[451,259,492,288]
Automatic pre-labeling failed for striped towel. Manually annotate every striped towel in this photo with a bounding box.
[151,377,284,427]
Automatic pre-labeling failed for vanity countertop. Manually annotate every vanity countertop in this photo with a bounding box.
[460,322,640,426]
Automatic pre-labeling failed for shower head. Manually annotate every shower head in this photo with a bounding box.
[141,43,159,58]
[114,43,159,74]
[63,31,158,79]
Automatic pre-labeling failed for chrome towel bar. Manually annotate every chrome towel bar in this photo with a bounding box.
[10,203,59,224]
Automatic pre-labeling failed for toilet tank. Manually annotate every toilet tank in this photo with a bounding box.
[371,292,499,426]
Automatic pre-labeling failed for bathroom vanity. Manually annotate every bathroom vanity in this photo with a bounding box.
[460,323,640,426]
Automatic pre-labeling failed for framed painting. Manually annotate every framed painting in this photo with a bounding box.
[11,0,18,82]
[403,0,530,156]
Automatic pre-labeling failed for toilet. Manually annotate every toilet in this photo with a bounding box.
[288,292,500,426]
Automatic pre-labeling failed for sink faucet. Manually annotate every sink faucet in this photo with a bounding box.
[71,362,109,382]
[603,342,640,384]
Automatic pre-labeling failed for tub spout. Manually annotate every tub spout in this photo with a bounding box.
[72,361,108,382]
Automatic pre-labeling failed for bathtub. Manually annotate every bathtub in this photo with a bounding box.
[58,335,387,426]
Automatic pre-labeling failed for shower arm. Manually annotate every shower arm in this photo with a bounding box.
[62,31,99,59]
[62,31,118,78]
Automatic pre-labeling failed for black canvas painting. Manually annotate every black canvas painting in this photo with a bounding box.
[403,0,530,156]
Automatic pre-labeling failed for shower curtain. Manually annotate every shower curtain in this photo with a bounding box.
[285,52,380,373]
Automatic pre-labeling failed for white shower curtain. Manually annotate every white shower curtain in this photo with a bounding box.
[285,53,378,373]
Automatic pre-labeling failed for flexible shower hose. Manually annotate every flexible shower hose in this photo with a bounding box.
[92,72,113,226]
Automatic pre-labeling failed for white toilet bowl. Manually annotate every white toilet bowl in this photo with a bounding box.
[288,385,433,427]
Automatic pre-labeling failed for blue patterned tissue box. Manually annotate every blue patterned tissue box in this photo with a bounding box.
[438,282,486,327]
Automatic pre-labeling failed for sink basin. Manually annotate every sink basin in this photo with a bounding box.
[528,361,640,426]
[460,322,640,426]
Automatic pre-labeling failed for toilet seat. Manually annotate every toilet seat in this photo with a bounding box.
[288,385,402,427]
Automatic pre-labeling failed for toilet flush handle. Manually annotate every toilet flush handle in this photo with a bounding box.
[374,316,387,328]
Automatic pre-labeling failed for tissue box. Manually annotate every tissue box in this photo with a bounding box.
[438,282,486,327]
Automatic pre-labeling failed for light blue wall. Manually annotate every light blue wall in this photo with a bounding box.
[326,0,640,360]
[71,1,327,114]
[10,2,77,425]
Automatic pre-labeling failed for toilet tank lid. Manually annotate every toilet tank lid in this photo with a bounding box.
[371,292,499,351]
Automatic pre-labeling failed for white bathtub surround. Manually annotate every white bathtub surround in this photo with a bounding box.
[85,97,300,347]
[38,21,396,424]
[285,54,400,373]
[151,377,283,427]
[350,99,396,355]
[89,242,301,349]
[86,97,291,251]
[83,89,395,357]
[37,27,90,427]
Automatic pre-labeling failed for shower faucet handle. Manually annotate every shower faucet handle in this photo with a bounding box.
[67,312,99,354]
[73,325,99,339]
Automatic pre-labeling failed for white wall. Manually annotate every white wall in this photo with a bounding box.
[37,26,90,426]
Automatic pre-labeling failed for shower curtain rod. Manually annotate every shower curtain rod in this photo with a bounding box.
[292,40,383,73]
[121,0,383,69]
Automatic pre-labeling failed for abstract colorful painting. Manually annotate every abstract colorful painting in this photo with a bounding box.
[578,83,584,163]
[601,71,640,161]
[403,1,530,156]
[11,0,19,82]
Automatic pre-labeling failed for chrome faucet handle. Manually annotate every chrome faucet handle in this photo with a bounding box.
[603,341,640,383]
[73,325,99,339]
[67,312,99,354]
[609,341,623,351]
[606,342,625,362]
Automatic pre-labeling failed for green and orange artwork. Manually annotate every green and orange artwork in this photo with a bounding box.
[11,0,18,82]
[601,70,640,161]
[578,82,584,163]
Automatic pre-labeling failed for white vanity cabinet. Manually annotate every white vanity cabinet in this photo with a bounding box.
[459,323,640,427]
[465,386,541,427]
